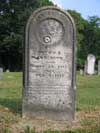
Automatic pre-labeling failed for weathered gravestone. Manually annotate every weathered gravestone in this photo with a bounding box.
[98,60,100,75]
[87,54,96,75]
[80,69,83,75]
[0,68,3,80]
[23,6,76,121]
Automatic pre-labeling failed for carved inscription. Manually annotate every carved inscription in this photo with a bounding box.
[29,47,72,89]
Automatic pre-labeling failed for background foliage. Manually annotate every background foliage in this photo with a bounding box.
[0,0,53,71]
[0,0,100,71]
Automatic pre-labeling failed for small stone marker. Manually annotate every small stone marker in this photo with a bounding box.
[6,69,10,72]
[0,68,3,80]
[80,69,83,75]
[98,60,100,75]
[87,54,96,75]
[23,6,76,122]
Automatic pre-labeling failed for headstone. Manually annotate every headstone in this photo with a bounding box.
[6,69,10,72]
[98,60,100,75]
[80,69,83,75]
[23,6,76,122]
[87,54,96,75]
[0,68,3,80]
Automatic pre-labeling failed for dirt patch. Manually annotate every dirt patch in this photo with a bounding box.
[0,106,100,132]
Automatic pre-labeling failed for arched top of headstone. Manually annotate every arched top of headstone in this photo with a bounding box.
[87,54,96,62]
[26,6,76,42]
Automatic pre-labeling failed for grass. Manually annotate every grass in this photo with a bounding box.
[77,74,100,110]
[0,72,22,113]
[0,72,100,132]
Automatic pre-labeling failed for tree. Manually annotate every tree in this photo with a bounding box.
[68,10,100,69]
[67,10,87,68]
[0,2,100,70]
[82,16,100,62]
[0,0,53,71]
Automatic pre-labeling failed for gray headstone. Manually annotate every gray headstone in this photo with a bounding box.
[23,6,76,122]
[0,68,3,80]
[98,60,100,75]
[80,69,83,75]
[87,54,96,75]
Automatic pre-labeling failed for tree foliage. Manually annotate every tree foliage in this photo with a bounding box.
[0,0,53,71]
[0,1,100,70]
[67,10,87,68]
[67,10,100,68]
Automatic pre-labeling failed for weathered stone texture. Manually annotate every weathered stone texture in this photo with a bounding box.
[23,6,76,121]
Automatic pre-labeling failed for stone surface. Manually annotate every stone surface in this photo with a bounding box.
[23,6,76,122]
[0,67,3,80]
[98,60,100,75]
[80,69,83,75]
[87,54,96,75]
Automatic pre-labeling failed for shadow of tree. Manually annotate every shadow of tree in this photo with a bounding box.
[0,98,22,114]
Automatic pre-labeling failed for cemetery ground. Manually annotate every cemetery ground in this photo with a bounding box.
[0,73,100,133]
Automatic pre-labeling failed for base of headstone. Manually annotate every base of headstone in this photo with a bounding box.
[22,108,74,121]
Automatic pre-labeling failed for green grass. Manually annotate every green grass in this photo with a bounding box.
[0,72,100,132]
[77,74,100,110]
[1,72,100,112]
[0,72,22,113]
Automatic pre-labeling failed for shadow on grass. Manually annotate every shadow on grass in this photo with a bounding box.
[0,98,22,114]
[76,107,81,111]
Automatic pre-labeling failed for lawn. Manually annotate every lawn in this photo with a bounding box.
[77,74,100,110]
[0,72,100,133]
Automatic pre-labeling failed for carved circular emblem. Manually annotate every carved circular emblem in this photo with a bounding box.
[37,19,64,45]
[43,36,51,43]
